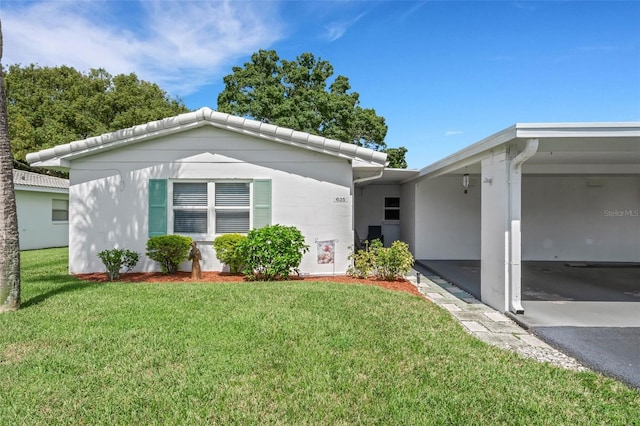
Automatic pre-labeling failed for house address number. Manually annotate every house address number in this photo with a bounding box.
[334,196,349,203]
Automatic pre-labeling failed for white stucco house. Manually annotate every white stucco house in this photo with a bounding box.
[14,169,69,250]
[26,107,386,276]
[26,108,640,313]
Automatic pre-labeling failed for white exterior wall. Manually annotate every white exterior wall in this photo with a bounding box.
[399,182,416,254]
[68,126,354,275]
[523,175,640,262]
[412,175,481,260]
[354,184,401,246]
[15,190,69,250]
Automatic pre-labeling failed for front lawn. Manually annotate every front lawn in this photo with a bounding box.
[0,247,638,424]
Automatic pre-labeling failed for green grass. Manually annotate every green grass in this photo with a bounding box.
[1,247,638,424]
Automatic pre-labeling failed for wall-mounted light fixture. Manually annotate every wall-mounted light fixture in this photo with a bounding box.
[462,173,470,194]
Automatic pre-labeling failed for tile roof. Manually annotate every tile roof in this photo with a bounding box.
[26,107,388,169]
[13,169,69,190]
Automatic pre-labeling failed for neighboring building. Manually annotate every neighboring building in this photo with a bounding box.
[26,109,640,314]
[14,169,69,250]
[26,108,386,276]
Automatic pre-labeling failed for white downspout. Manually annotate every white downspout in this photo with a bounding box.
[352,166,386,252]
[353,167,385,185]
[508,138,538,314]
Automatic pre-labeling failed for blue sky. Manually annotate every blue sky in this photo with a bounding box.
[2,1,639,168]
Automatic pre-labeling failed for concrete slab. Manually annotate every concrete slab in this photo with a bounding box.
[441,303,462,312]
[521,301,640,327]
[484,312,511,322]
[461,321,489,332]
[416,260,640,303]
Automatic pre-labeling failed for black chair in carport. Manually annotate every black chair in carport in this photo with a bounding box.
[367,225,384,245]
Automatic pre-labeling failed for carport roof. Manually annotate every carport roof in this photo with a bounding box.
[408,122,640,181]
[26,107,388,170]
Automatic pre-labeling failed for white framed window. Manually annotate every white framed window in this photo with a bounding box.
[148,178,270,238]
[384,197,400,221]
[52,199,69,222]
[173,182,208,233]
[215,182,250,233]
[171,181,251,236]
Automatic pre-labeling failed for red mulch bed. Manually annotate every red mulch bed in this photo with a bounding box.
[76,271,423,297]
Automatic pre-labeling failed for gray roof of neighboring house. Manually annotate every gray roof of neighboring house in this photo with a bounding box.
[26,107,388,170]
[13,169,69,190]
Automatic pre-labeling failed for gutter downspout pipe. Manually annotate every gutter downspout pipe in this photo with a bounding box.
[508,138,538,314]
[352,166,386,251]
[353,166,386,185]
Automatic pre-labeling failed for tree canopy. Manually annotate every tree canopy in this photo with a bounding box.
[384,146,408,169]
[217,50,407,167]
[5,65,189,163]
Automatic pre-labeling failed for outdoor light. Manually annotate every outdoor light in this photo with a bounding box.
[462,173,470,194]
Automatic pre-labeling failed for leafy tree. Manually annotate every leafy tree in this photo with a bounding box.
[384,146,408,169]
[5,65,189,163]
[0,21,21,313]
[218,50,402,159]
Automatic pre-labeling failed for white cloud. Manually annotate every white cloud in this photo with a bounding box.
[324,12,366,42]
[444,130,464,136]
[2,0,284,97]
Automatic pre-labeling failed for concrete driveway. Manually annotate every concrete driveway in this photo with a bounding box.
[416,260,640,389]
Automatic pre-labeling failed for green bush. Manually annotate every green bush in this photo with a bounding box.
[146,235,192,274]
[97,248,139,281]
[238,224,309,281]
[213,233,247,273]
[373,240,414,280]
[347,239,382,278]
[348,239,414,281]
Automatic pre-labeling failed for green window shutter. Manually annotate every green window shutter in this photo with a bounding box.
[148,179,167,237]
[253,179,271,229]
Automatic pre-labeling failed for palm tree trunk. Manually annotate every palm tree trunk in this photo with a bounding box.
[0,20,21,313]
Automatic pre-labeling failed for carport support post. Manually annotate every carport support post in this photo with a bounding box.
[481,148,511,312]
[481,139,538,314]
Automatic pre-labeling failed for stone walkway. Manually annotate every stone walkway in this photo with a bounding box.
[405,270,588,371]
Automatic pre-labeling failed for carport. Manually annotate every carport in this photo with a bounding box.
[403,122,640,314]
[414,259,640,388]
[415,259,640,326]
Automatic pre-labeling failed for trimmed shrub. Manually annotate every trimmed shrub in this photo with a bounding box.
[213,233,247,273]
[238,224,309,281]
[97,248,139,281]
[347,239,382,278]
[373,240,414,280]
[348,239,414,281]
[146,235,192,274]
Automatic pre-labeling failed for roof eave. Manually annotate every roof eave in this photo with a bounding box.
[15,185,69,194]
[29,158,71,171]
[414,125,517,180]
[407,121,640,182]
[515,122,640,138]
